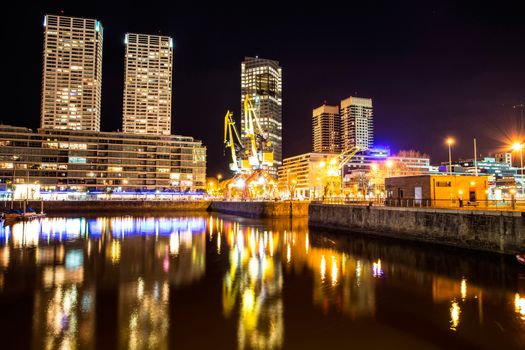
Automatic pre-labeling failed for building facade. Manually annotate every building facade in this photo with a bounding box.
[41,15,103,131]
[312,104,340,153]
[385,174,489,208]
[0,125,205,193]
[340,96,373,151]
[123,33,173,135]
[342,149,434,195]
[241,57,283,176]
[277,152,334,199]
[493,152,512,167]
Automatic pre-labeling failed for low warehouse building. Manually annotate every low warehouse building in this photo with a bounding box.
[385,174,489,208]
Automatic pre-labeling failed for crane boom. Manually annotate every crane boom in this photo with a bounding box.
[337,146,361,169]
[224,110,243,171]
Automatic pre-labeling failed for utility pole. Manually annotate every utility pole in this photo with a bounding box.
[474,138,478,176]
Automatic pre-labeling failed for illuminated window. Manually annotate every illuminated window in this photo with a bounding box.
[69,157,86,164]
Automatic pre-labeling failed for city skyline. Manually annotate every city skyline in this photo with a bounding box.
[2,1,525,177]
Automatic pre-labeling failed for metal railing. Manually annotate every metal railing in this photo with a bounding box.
[311,198,385,206]
[384,198,525,211]
[311,197,525,211]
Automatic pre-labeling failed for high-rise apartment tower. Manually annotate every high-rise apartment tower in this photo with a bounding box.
[312,104,341,153]
[122,33,173,135]
[241,57,283,176]
[340,96,373,151]
[41,15,103,131]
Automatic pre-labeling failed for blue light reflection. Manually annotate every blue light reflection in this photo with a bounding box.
[0,216,206,246]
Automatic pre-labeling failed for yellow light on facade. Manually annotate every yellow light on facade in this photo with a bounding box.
[386,159,393,168]
[370,163,378,171]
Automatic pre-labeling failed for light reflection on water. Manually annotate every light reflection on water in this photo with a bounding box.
[0,214,524,349]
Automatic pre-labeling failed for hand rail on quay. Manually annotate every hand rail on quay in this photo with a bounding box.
[311,197,525,211]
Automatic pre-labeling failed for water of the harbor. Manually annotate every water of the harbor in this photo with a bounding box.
[0,214,524,350]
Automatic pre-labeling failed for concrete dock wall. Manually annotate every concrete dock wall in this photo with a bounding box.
[3,200,211,214]
[209,201,309,218]
[309,203,525,254]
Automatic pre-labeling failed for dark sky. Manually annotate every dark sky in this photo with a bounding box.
[2,1,525,176]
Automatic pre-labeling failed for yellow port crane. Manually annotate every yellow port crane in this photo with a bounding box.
[224,110,244,172]
[221,96,278,200]
[224,96,274,174]
[242,95,274,168]
[320,146,360,197]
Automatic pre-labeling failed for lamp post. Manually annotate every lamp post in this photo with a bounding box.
[10,155,19,209]
[286,169,290,199]
[513,143,524,196]
[446,138,454,175]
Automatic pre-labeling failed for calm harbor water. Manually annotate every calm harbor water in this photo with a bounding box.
[0,214,524,349]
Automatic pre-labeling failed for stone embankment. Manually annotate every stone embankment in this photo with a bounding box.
[5,200,211,214]
[308,203,525,254]
[208,201,309,218]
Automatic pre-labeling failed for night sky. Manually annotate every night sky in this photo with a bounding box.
[2,1,525,176]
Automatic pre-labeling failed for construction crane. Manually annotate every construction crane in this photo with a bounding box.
[321,146,360,197]
[242,95,273,168]
[223,110,244,172]
[221,96,278,199]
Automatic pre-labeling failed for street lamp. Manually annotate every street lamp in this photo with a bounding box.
[446,138,454,175]
[513,142,524,196]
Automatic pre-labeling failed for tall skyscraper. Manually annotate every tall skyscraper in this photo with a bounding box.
[41,15,103,131]
[312,104,341,153]
[122,33,173,135]
[340,96,373,151]
[241,57,283,175]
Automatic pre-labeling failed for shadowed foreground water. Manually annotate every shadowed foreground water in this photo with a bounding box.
[0,213,524,349]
